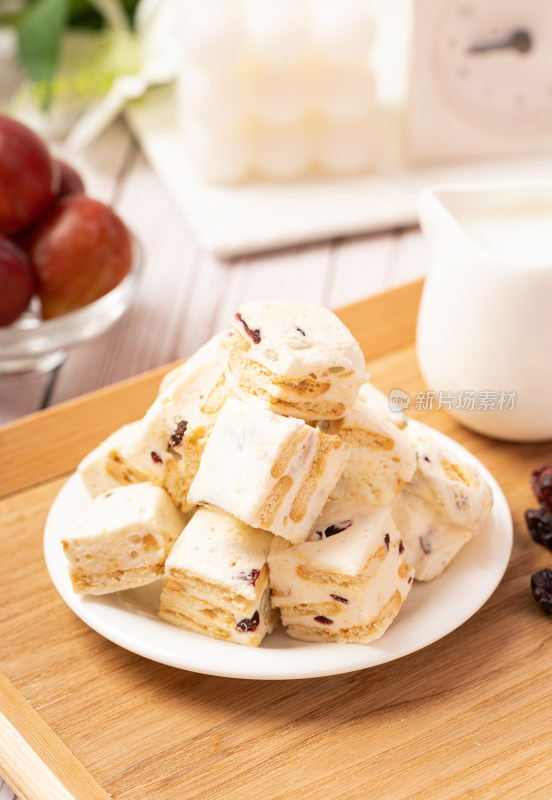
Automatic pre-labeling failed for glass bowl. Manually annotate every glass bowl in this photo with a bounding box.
[0,236,142,374]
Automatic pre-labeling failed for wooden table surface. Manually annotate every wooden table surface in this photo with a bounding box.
[0,104,427,799]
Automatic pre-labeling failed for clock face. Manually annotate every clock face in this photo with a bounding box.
[436,1,552,133]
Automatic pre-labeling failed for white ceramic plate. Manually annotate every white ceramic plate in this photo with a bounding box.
[44,426,512,680]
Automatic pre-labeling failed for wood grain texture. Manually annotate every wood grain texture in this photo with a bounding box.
[0,672,110,800]
[1,285,552,800]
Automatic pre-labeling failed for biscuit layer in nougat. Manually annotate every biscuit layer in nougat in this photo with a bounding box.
[159,507,277,647]
[227,301,367,420]
[188,397,350,544]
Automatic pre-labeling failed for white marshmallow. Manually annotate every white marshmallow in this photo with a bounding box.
[254,69,311,126]
[254,122,311,179]
[186,120,251,183]
[315,117,375,175]
[316,65,375,122]
[310,0,377,65]
[391,493,474,582]
[403,421,493,531]
[243,0,309,68]
[180,67,251,130]
[181,0,245,71]
[323,394,417,506]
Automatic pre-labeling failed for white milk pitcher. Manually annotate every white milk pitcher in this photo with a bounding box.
[417,181,552,442]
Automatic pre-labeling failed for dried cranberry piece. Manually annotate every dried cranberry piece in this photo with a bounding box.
[151,451,163,464]
[235,312,261,344]
[314,615,333,625]
[399,540,405,554]
[236,569,261,586]
[169,419,187,448]
[525,508,552,550]
[384,533,390,550]
[531,466,552,513]
[330,594,348,604]
[317,520,352,538]
[296,326,306,336]
[236,611,260,632]
[531,569,552,614]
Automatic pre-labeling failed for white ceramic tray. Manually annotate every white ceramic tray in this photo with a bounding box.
[125,84,552,257]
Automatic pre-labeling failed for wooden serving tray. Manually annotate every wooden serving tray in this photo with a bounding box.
[1,281,551,800]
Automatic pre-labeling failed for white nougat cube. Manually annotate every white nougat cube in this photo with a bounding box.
[121,342,230,513]
[268,502,414,643]
[62,483,186,595]
[188,397,350,543]
[77,422,143,498]
[159,507,277,646]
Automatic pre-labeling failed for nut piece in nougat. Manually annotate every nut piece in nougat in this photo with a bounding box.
[77,422,145,497]
[159,507,277,647]
[268,501,414,643]
[121,353,230,513]
[62,483,186,594]
[322,385,416,506]
[227,301,367,420]
[187,397,350,544]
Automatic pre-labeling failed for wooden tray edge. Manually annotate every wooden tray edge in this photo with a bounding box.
[0,672,110,800]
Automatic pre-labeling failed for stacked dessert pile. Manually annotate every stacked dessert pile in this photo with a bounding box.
[62,301,493,647]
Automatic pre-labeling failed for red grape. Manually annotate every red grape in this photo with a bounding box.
[0,114,59,234]
[56,159,85,198]
[0,235,36,325]
[29,195,133,319]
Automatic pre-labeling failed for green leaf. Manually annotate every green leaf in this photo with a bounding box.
[16,0,70,103]
[68,0,105,30]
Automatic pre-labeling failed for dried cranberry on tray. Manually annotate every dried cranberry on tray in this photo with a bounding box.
[531,466,552,513]
[525,508,552,550]
[531,569,552,614]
